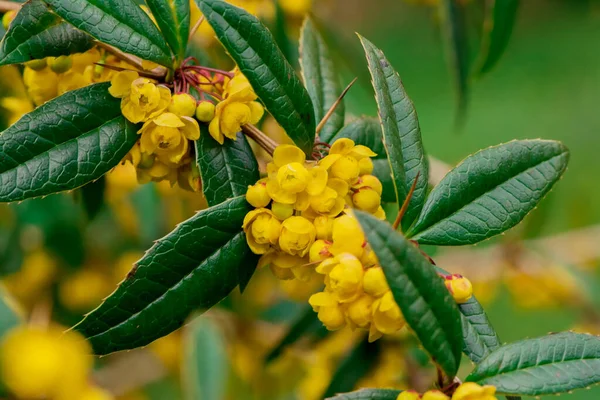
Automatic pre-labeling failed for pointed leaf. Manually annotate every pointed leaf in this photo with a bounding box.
[145,0,189,61]
[459,296,500,364]
[196,129,259,207]
[359,36,428,228]
[326,389,401,400]
[196,0,316,155]
[44,0,173,67]
[466,332,600,395]
[300,17,344,143]
[409,140,569,246]
[355,211,463,378]
[477,0,519,75]
[329,118,395,203]
[0,82,138,203]
[0,0,93,66]
[74,196,259,355]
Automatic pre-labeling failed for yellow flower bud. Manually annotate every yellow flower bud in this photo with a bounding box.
[23,67,58,105]
[352,188,381,213]
[314,216,334,240]
[329,214,365,258]
[309,292,346,331]
[58,268,112,312]
[422,390,450,400]
[328,253,364,303]
[272,201,294,220]
[57,70,89,95]
[195,101,216,122]
[310,187,345,216]
[243,209,281,254]
[277,162,310,193]
[358,157,374,175]
[347,294,374,328]
[397,390,422,400]
[452,382,497,400]
[48,55,72,74]
[80,385,114,400]
[246,179,271,208]
[2,10,16,30]
[24,59,47,71]
[168,93,197,117]
[363,266,389,297]
[372,291,405,335]
[309,240,332,263]
[279,216,316,257]
[353,175,383,196]
[445,274,473,304]
[331,155,360,182]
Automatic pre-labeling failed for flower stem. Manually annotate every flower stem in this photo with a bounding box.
[94,41,168,80]
[242,124,278,156]
[0,1,20,12]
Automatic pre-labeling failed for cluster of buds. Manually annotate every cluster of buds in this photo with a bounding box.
[398,383,497,400]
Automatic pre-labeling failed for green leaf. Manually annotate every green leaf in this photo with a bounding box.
[74,196,259,355]
[0,286,23,338]
[196,128,259,207]
[0,0,93,66]
[300,17,344,143]
[466,332,600,395]
[408,140,569,246]
[459,296,500,364]
[184,317,229,400]
[44,0,173,67]
[329,118,395,203]
[477,0,519,75]
[0,82,138,203]
[359,36,428,229]
[326,389,401,400]
[323,339,381,398]
[355,211,463,378]
[270,0,295,67]
[196,0,316,155]
[145,0,189,61]
[265,303,328,363]
[79,176,106,220]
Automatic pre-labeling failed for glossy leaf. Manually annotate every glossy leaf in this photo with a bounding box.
[0,0,93,66]
[477,0,519,75]
[355,211,463,378]
[459,296,500,364]
[329,118,394,203]
[196,129,259,207]
[359,36,428,228]
[196,0,316,155]
[326,389,401,400]
[80,176,106,220]
[323,340,380,398]
[409,140,569,245]
[300,17,344,143]
[74,196,259,355]
[0,83,138,203]
[184,317,229,400]
[145,0,189,61]
[45,0,173,67]
[466,332,600,395]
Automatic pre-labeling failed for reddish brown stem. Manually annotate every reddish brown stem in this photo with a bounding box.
[392,172,421,231]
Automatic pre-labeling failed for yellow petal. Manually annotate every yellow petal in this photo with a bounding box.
[273,144,305,167]
[330,138,355,155]
[108,70,138,98]
[153,112,185,128]
[247,101,264,124]
[208,116,225,144]
[181,116,200,140]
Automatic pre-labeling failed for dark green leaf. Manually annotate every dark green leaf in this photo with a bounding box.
[466,332,600,395]
[408,140,569,246]
[355,211,463,378]
[196,0,316,155]
[323,339,381,398]
[145,0,189,61]
[45,0,173,67]
[326,389,401,400]
[80,175,106,220]
[196,128,259,207]
[300,17,343,143]
[477,0,519,75]
[0,82,138,203]
[329,118,395,203]
[270,0,295,67]
[0,0,93,66]
[0,286,22,338]
[74,196,259,355]
[359,36,428,229]
[459,296,500,364]
[184,317,229,400]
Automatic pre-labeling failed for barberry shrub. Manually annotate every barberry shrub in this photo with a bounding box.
[0,0,595,399]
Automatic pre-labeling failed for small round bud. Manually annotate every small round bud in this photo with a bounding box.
[444,274,473,304]
[195,101,216,122]
[397,390,421,400]
[353,174,383,196]
[309,240,331,263]
[168,93,197,117]
[2,11,16,30]
[48,56,72,74]
[24,59,47,71]
[246,180,271,208]
[358,157,374,175]
[421,390,450,400]
[272,202,294,220]
[352,188,381,213]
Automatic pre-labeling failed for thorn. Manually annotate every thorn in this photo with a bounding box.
[315,77,358,136]
[393,172,420,231]
[188,16,205,42]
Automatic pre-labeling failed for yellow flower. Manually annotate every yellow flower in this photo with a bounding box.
[279,216,316,257]
[358,157,374,175]
[309,239,332,263]
[195,101,216,122]
[243,208,281,254]
[23,67,58,105]
[258,251,306,280]
[327,253,364,303]
[452,383,497,400]
[445,274,473,304]
[279,0,312,16]
[422,390,450,400]
[352,187,381,213]
[57,70,91,95]
[310,186,345,216]
[314,216,334,240]
[370,291,405,341]
[352,174,383,196]
[277,162,310,193]
[271,201,294,220]
[397,391,422,400]
[329,214,365,258]
[363,266,389,297]
[168,93,197,117]
[0,97,33,125]
[347,293,374,328]
[246,179,271,208]
[320,138,377,182]
[108,70,139,98]
[58,268,113,312]
[139,113,200,165]
[121,78,171,123]
[79,385,114,400]
[309,291,346,330]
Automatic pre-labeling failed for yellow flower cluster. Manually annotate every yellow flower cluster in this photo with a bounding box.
[244,140,401,341]
[109,71,201,189]
[0,325,112,400]
[397,383,497,400]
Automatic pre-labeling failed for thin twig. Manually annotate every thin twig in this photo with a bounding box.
[188,16,205,42]
[93,63,164,80]
[0,1,21,12]
[242,124,278,156]
[95,41,168,80]
[393,172,420,231]
[316,77,358,135]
